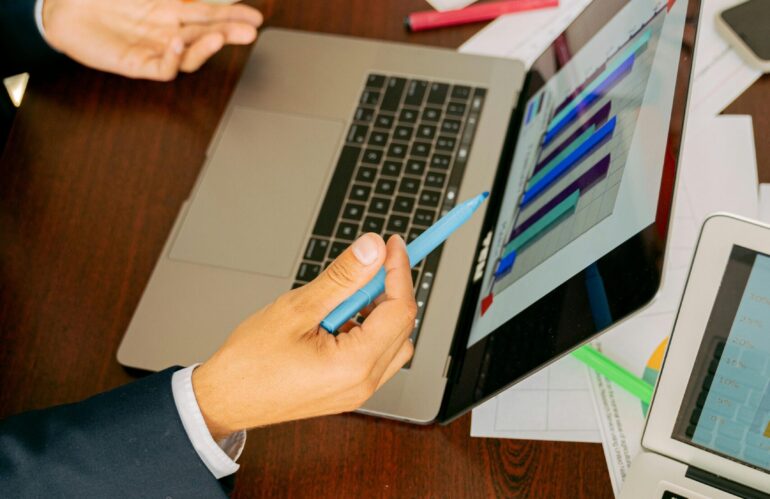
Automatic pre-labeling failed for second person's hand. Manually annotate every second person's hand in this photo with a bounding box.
[42,0,263,80]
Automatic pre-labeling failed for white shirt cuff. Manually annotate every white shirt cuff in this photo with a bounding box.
[171,364,246,479]
[34,0,48,41]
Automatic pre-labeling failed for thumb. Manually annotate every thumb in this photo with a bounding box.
[287,233,386,331]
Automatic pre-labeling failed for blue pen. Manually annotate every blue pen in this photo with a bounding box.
[320,191,489,332]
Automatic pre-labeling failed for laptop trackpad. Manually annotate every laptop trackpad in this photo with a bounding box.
[170,107,343,277]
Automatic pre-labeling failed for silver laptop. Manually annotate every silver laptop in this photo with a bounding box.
[622,215,770,499]
[119,0,703,424]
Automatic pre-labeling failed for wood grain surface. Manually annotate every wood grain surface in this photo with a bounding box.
[1,1,767,497]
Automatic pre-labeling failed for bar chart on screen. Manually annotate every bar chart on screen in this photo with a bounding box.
[479,11,666,317]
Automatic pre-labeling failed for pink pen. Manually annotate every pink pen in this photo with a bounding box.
[405,0,559,32]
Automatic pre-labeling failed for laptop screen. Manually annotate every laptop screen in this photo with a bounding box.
[469,0,687,346]
[440,0,701,421]
[672,245,770,472]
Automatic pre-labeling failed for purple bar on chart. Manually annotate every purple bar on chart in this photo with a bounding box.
[511,154,610,240]
[494,251,517,280]
[534,102,612,175]
[552,63,607,117]
[543,54,634,146]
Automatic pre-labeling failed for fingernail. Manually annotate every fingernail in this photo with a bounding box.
[351,234,379,265]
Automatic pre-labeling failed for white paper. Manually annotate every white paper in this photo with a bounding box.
[425,0,477,11]
[471,355,601,442]
[589,115,759,496]
[459,0,592,67]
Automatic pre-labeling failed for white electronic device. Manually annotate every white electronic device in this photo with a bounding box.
[622,214,770,499]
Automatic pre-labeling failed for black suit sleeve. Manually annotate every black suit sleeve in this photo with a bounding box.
[0,368,232,498]
[1,0,65,77]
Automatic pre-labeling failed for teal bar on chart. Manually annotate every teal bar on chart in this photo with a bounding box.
[546,29,651,133]
[503,190,580,258]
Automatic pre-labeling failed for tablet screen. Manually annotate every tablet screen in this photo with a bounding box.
[469,0,686,346]
[440,0,700,421]
[672,245,770,471]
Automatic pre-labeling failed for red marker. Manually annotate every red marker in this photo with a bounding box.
[405,0,559,32]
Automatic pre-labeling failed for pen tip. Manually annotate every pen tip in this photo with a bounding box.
[481,191,489,200]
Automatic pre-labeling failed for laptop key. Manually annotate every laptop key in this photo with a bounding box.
[441,119,462,134]
[363,216,385,233]
[382,161,402,177]
[399,108,418,124]
[368,130,389,147]
[362,148,383,164]
[446,102,466,116]
[329,241,347,259]
[381,77,406,111]
[407,227,423,242]
[303,238,329,262]
[425,171,446,189]
[417,124,436,140]
[451,85,471,101]
[404,79,428,107]
[342,202,365,221]
[405,159,426,176]
[354,106,374,123]
[336,222,359,241]
[387,215,409,234]
[375,178,397,196]
[399,177,420,195]
[393,196,415,213]
[297,262,321,281]
[414,209,435,226]
[360,90,380,106]
[349,184,371,202]
[374,114,394,129]
[430,153,451,169]
[436,136,456,151]
[422,107,441,122]
[366,73,386,89]
[388,143,407,159]
[355,166,377,183]
[394,125,414,142]
[410,142,431,157]
[312,145,359,237]
[347,124,368,144]
[369,197,391,215]
[426,82,449,106]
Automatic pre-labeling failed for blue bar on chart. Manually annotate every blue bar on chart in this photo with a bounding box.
[513,155,611,240]
[494,250,517,279]
[525,93,543,125]
[521,117,616,207]
[533,101,612,176]
[543,28,651,146]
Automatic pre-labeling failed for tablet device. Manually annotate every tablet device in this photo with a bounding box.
[621,214,770,497]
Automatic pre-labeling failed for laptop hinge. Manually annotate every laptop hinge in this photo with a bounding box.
[685,466,770,499]
[442,355,452,378]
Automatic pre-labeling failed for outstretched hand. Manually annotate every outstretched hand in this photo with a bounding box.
[42,0,263,80]
[192,234,417,438]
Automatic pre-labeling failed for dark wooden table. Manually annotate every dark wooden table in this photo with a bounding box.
[1,1,768,497]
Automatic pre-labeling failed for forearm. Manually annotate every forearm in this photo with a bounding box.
[0,368,230,497]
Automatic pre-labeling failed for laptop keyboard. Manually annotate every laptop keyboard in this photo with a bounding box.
[293,73,487,349]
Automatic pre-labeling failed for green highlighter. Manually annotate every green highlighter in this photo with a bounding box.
[572,345,654,405]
